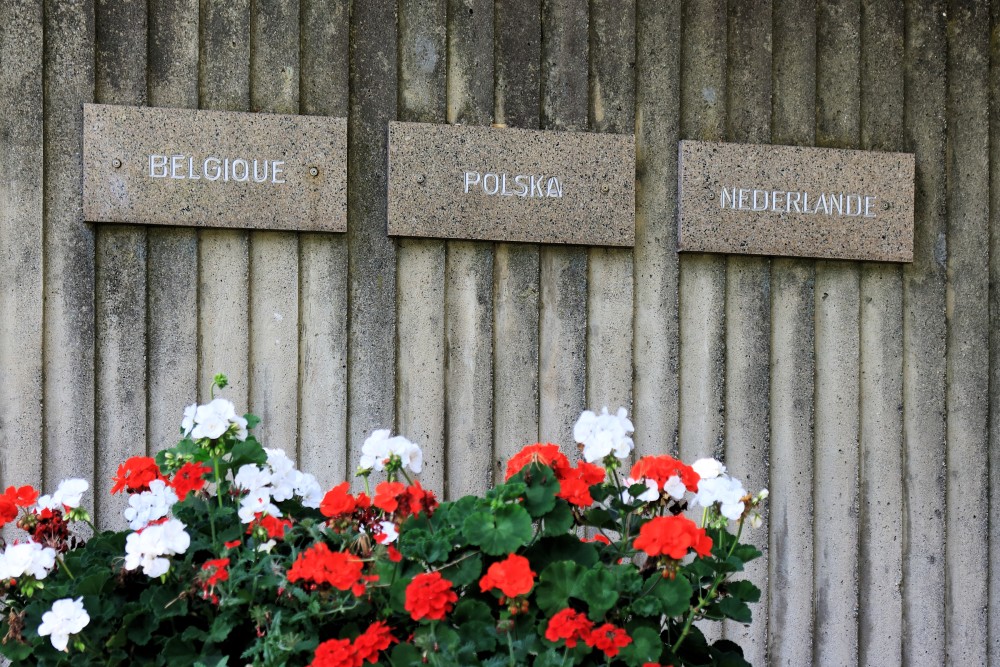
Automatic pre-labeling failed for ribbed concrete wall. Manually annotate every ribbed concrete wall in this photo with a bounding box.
[0,1,994,664]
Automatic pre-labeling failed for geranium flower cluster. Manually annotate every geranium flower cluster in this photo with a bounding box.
[0,387,767,667]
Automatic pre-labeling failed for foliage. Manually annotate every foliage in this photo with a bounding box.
[0,377,767,666]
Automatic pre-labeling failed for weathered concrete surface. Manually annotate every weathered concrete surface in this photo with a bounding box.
[767,1,817,663]
[347,0,398,475]
[147,0,199,455]
[632,0,680,458]
[298,0,351,490]
[901,3,948,664]
[538,0,587,445]
[395,0,446,494]
[0,0,44,521]
[492,0,542,471]
[944,3,991,664]
[248,0,300,455]
[858,2,905,664]
[813,1,862,663]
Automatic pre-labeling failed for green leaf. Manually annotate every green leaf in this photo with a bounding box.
[516,464,560,517]
[390,643,424,667]
[730,543,763,564]
[579,568,618,619]
[228,439,266,470]
[709,639,751,667]
[398,527,452,563]
[540,501,574,537]
[438,553,483,587]
[462,505,533,556]
[618,625,663,665]
[534,561,585,615]
[648,574,694,618]
[718,596,752,624]
[523,536,598,572]
[725,579,761,603]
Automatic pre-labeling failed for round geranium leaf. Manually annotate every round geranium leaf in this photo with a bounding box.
[647,573,694,618]
[534,561,585,615]
[462,505,533,556]
[514,464,560,517]
[579,568,618,619]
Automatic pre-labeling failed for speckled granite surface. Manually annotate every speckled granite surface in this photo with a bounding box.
[678,140,914,262]
[83,104,347,232]
[387,121,635,247]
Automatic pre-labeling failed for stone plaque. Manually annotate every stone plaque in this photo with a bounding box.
[83,104,346,232]
[387,122,635,246]
[678,140,914,262]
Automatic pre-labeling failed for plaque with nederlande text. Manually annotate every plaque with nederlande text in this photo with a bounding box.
[83,104,346,232]
[678,140,914,262]
[387,122,635,246]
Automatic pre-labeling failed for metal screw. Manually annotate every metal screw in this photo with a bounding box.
[309,167,319,177]
[882,201,890,210]
[416,174,425,184]
[601,184,610,194]
[112,158,122,169]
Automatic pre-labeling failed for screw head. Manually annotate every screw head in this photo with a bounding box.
[882,201,891,210]
[112,158,122,169]
[601,184,610,194]
[309,167,319,177]
[416,174,425,184]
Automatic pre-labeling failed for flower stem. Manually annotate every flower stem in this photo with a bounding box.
[57,556,75,580]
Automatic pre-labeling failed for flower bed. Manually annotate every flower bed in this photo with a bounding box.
[0,376,766,666]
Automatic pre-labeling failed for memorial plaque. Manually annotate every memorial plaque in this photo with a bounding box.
[387,122,635,246]
[83,104,346,232]
[678,140,914,262]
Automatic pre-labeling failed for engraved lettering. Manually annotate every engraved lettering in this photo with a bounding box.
[845,194,861,216]
[514,175,529,197]
[171,155,185,179]
[223,158,230,182]
[187,157,201,180]
[483,173,500,195]
[252,159,269,183]
[531,176,545,198]
[752,190,768,211]
[864,196,877,217]
[501,174,515,196]
[720,187,737,209]
[771,191,784,212]
[787,191,801,213]
[828,193,843,216]
[204,157,221,181]
[738,189,749,210]
[815,193,829,215]
[546,177,562,198]
[149,155,168,178]
[464,171,481,193]
[232,158,249,182]
[271,161,285,184]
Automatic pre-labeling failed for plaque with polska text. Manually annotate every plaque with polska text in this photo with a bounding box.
[387,122,635,247]
[83,104,346,232]
[678,140,914,262]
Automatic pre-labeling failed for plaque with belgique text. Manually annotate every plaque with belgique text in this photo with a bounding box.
[678,140,914,262]
[387,122,635,246]
[83,104,346,232]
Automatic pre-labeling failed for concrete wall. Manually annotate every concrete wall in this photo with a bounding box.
[0,0,993,664]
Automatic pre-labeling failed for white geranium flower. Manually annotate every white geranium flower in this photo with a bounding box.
[123,479,178,531]
[38,597,89,652]
[621,477,659,504]
[265,449,300,502]
[359,429,392,471]
[238,490,281,524]
[123,519,190,577]
[234,464,272,494]
[692,458,726,480]
[295,473,323,508]
[574,407,635,463]
[231,413,249,441]
[181,403,197,437]
[387,436,423,474]
[377,520,399,544]
[0,542,57,580]
[257,539,277,553]
[662,475,688,501]
[40,478,89,510]
[693,475,748,521]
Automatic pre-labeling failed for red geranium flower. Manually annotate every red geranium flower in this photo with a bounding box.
[633,515,712,560]
[320,482,358,518]
[111,456,164,494]
[309,637,355,667]
[287,543,375,596]
[373,481,406,513]
[584,622,631,658]
[544,608,594,648]
[3,485,39,508]
[505,443,573,480]
[404,571,458,621]
[309,622,396,667]
[352,621,396,663]
[373,481,438,518]
[247,514,293,540]
[479,553,536,599]
[201,558,230,586]
[556,476,594,507]
[170,462,211,499]
[0,497,17,528]
[630,455,700,493]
